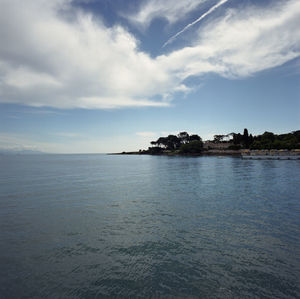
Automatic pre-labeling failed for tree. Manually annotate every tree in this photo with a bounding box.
[166,135,181,150]
[243,128,250,148]
[261,131,275,142]
[213,135,225,143]
[233,133,241,145]
[249,134,254,145]
[156,137,168,148]
[179,140,203,154]
[249,131,299,150]
[190,134,202,142]
[178,132,190,144]
[147,146,162,154]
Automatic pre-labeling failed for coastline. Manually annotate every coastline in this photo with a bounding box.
[241,149,300,159]
[109,149,242,156]
[108,130,300,158]
[109,149,300,158]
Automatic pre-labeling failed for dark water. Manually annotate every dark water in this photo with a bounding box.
[0,154,299,298]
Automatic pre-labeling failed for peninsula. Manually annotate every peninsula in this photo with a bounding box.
[116,129,300,157]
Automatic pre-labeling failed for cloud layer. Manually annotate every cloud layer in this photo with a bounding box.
[0,0,177,109]
[0,0,299,109]
[161,0,300,78]
[126,0,208,29]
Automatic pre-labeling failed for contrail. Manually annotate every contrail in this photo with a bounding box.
[162,0,229,48]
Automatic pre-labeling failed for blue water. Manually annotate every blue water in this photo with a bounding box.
[0,154,299,298]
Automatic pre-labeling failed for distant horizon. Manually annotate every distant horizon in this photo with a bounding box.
[1,128,299,154]
[1,0,299,153]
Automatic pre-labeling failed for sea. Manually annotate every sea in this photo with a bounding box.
[0,154,299,298]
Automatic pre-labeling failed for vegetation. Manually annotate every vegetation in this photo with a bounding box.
[179,140,204,154]
[149,132,203,154]
[210,129,300,150]
[250,130,300,150]
[133,129,300,155]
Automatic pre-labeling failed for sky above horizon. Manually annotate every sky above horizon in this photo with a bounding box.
[0,0,299,153]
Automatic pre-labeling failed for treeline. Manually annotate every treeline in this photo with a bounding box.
[212,129,300,150]
[146,129,300,154]
[148,132,203,154]
[250,130,300,150]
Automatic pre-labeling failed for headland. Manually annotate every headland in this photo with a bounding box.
[111,129,300,158]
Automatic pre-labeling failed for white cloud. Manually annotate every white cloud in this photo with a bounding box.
[0,0,299,110]
[78,96,169,109]
[126,0,208,29]
[4,66,61,88]
[159,0,300,79]
[0,0,181,109]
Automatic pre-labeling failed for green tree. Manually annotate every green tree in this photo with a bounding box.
[179,140,203,154]
[190,134,202,142]
[233,133,242,145]
[243,128,250,148]
[156,137,168,148]
[178,132,190,144]
[213,135,225,143]
[261,131,275,142]
[147,146,162,154]
[249,134,254,145]
[166,135,181,150]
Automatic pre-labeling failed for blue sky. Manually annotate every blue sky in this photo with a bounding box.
[0,0,299,153]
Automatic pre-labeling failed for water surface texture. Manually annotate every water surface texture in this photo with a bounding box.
[0,154,299,298]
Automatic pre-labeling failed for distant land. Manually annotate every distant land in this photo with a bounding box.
[116,129,300,156]
[0,149,45,155]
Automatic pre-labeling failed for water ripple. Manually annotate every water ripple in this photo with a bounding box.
[0,155,299,298]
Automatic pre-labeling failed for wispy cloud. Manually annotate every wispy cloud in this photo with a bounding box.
[160,0,300,78]
[162,0,229,48]
[125,0,208,29]
[0,0,299,110]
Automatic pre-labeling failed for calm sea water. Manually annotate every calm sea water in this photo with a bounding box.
[0,154,299,298]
